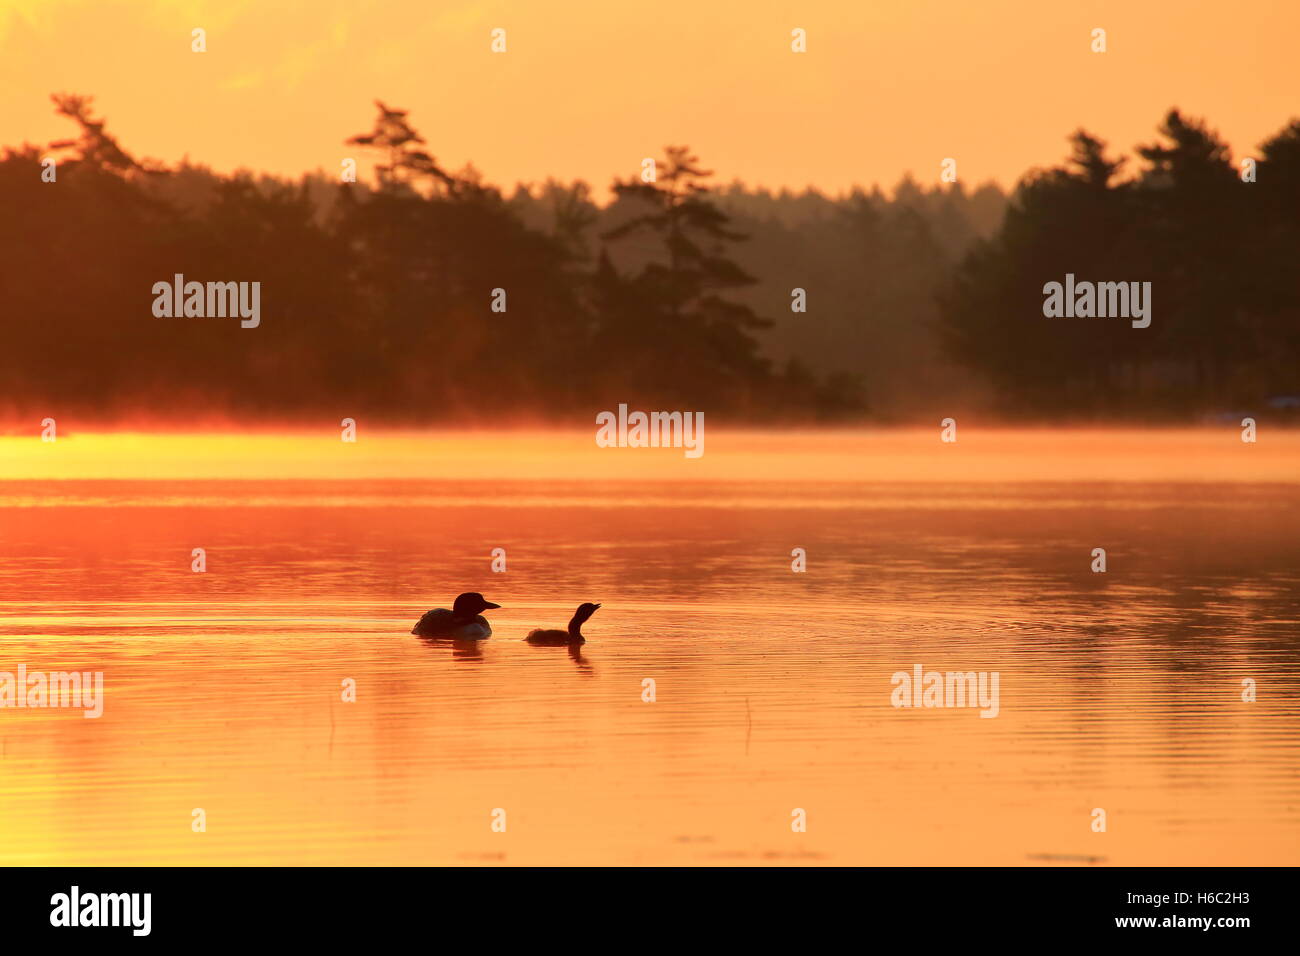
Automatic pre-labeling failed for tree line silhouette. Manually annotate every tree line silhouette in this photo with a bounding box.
[0,96,1293,424]
[940,110,1300,417]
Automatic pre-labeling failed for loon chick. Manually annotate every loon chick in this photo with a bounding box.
[526,603,601,645]
[411,592,501,639]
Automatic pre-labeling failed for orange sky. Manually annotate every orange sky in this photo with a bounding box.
[1,0,1295,196]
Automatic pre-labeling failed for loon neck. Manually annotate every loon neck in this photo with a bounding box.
[567,615,584,638]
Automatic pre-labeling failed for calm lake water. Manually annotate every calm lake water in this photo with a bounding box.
[0,429,1297,864]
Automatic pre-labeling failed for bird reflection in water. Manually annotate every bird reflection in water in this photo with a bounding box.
[416,636,486,661]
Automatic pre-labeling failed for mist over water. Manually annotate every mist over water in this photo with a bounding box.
[0,430,1296,864]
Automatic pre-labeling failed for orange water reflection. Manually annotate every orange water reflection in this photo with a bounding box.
[0,430,1296,864]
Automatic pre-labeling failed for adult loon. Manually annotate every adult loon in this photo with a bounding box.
[411,592,501,639]
[525,603,601,645]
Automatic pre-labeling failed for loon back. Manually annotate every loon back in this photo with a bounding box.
[412,608,492,639]
[525,627,583,645]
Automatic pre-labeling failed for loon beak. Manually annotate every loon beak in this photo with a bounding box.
[482,601,501,610]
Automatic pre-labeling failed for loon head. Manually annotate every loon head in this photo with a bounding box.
[452,592,501,619]
[568,602,601,636]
